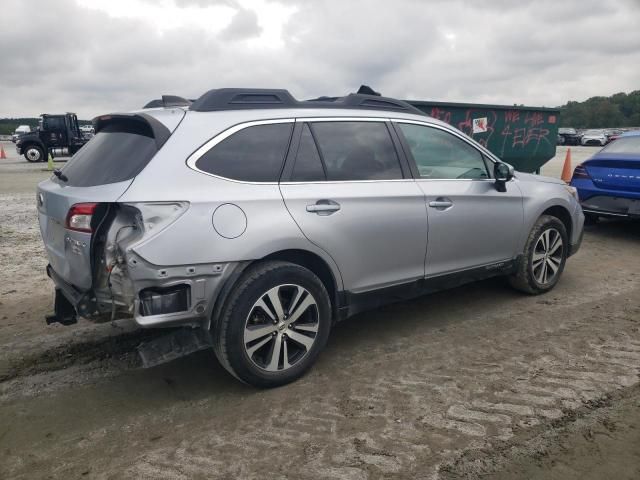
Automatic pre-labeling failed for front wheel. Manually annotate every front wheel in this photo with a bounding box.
[212,261,331,387]
[508,215,568,294]
[24,145,44,163]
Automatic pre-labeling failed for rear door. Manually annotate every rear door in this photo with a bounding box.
[280,119,428,293]
[394,121,523,277]
[37,113,177,290]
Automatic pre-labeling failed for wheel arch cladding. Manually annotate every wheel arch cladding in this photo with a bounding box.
[541,205,572,241]
[262,249,338,317]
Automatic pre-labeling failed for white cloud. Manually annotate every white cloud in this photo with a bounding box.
[0,0,638,118]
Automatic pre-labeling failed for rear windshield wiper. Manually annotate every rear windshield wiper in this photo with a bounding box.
[53,169,68,182]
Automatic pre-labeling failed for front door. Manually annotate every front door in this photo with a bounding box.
[280,120,428,293]
[394,121,523,277]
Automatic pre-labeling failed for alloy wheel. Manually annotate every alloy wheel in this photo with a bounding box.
[532,227,564,285]
[26,148,42,162]
[243,284,319,372]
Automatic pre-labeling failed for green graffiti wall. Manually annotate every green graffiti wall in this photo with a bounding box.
[407,101,560,173]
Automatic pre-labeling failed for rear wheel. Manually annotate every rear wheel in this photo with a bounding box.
[24,145,44,163]
[212,261,331,387]
[509,215,568,294]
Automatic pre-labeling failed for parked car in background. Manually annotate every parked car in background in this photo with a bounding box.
[571,131,640,222]
[11,125,31,143]
[558,127,582,146]
[79,124,95,139]
[37,87,584,387]
[605,129,624,143]
[581,129,608,146]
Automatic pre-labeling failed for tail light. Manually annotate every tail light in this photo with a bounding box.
[572,164,591,180]
[66,203,98,233]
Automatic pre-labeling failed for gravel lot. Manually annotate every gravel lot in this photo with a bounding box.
[1,141,639,479]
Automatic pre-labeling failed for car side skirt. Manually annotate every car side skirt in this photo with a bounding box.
[336,258,520,320]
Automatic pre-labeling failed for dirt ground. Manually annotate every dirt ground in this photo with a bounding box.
[1,141,639,479]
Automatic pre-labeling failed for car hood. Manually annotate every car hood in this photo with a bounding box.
[15,132,39,144]
[516,172,565,185]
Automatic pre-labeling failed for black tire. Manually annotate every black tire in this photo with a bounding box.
[508,215,568,295]
[24,145,44,163]
[212,261,331,388]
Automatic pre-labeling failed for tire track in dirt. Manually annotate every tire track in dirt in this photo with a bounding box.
[98,291,640,480]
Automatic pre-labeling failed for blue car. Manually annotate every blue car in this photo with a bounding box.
[570,131,640,221]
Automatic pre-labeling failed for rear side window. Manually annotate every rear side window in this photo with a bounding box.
[310,122,403,181]
[61,122,158,187]
[44,116,65,130]
[291,124,325,181]
[196,123,293,182]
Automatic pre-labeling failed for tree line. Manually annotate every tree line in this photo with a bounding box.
[559,90,640,128]
[2,90,638,134]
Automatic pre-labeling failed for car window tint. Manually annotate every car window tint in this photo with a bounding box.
[310,122,402,181]
[291,124,326,181]
[45,117,65,130]
[61,122,158,187]
[398,123,488,180]
[196,123,293,182]
[601,136,640,154]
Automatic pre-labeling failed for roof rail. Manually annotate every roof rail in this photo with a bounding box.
[142,95,192,109]
[189,86,426,115]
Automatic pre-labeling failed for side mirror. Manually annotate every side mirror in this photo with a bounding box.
[494,162,514,192]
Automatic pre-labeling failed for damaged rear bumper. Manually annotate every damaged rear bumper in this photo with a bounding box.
[45,258,242,329]
[46,265,94,325]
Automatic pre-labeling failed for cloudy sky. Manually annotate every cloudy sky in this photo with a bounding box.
[1,0,639,119]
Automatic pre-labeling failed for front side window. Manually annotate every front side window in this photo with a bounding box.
[397,123,488,180]
[310,121,403,181]
[195,122,293,182]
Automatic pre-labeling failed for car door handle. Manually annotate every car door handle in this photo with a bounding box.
[306,200,341,215]
[428,198,453,209]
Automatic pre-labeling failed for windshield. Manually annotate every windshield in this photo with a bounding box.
[60,122,158,187]
[559,128,576,134]
[601,136,640,155]
[584,130,603,135]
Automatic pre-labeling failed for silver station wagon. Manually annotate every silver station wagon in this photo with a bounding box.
[37,88,584,387]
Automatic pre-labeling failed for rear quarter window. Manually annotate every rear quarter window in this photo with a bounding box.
[61,122,159,187]
[195,123,294,182]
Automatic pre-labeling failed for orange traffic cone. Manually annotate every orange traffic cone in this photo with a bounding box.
[561,147,572,183]
[0,146,6,159]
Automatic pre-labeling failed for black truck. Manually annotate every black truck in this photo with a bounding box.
[557,127,582,146]
[15,113,89,162]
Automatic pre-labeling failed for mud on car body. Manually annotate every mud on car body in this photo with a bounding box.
[37,88,585,387]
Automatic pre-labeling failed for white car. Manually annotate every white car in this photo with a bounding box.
[11,125,31,143]
[581,129,607,146]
